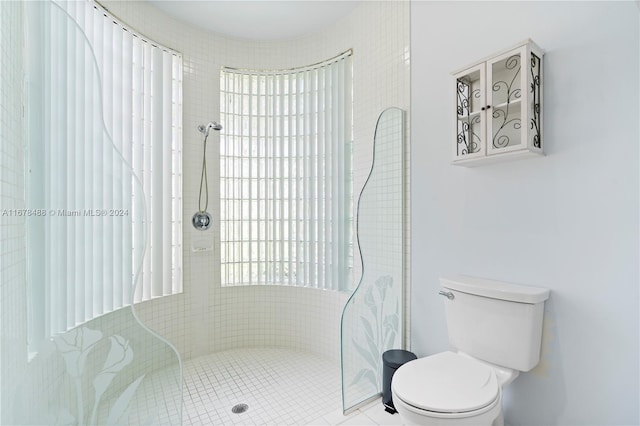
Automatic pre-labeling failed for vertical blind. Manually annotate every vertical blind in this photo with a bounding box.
[219,51,353,290]
[27,0,182,339]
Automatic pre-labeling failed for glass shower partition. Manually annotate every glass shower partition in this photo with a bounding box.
[341,108,405,413]
[13,1,183,424]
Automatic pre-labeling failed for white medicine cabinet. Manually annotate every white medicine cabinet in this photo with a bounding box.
[453,39,543,166]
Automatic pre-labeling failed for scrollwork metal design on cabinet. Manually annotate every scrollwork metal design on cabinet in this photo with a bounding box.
[530,53,541,149]
[456,79,481,155]
[491,55,521,101]
[492,109,521,148]
[492,54,521,149]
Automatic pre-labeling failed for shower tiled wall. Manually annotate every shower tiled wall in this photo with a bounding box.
[0,1,27,421]
[99,0,411,362]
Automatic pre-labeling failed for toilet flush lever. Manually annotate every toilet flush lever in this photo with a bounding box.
[439,290,454,300]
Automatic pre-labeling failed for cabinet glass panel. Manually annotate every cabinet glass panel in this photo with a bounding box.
[456,68,483,157]
[491,53,522,150]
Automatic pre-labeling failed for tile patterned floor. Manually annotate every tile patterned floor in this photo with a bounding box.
[182,348,406,426]
[308,398,407,426]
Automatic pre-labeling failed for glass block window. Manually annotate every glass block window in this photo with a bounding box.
[219,51,353,290]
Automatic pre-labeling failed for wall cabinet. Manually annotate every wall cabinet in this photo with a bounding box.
[453,40,543,166]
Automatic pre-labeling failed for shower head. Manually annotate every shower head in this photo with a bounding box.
[198,121,223,136]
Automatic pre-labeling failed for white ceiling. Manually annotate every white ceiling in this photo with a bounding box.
[147,1,361,41]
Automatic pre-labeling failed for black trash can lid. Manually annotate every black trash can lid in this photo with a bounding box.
[382,349,417,369]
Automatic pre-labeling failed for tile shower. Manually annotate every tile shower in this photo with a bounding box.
[101,0,411,363]
[0,0,410,424]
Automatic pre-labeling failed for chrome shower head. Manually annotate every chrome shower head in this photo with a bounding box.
[197,121,223,136]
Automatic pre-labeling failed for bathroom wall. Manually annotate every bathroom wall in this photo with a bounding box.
[101,0,410,362]
[411,2,638,425]
[0,1,27,422]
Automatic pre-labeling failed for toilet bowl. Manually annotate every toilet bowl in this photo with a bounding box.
[390,275,550,426]
[391,351,504,426]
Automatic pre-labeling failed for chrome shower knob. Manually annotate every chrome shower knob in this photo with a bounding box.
[192,211,213,231]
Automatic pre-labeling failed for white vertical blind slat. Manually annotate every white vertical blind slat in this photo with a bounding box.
[132,35,144,303]
[287,74,294,286]
[317,67,325,289]
[65,7,77,326]
[240,74,246,284]
[222,72,228,285]
[162,51,173,296]
[43,4,53,335]
[278,73,285,285]
[74,2,87,321]
[111,21,124,310]
[270,74,277,284]
[33,0,183,338]
[103,16,115,313]
[83,3,95,322]
[332,60,341,291]
[296,73,304,287]
[340,57,352,290]
[309,69,317,288]
[323,66,332,290]
[302,70,310,286]
[256,75,262,284]
[141,43,152,301]
[150,47,163,297]
[121,29,134,306]
[92,4,105,317]
[248,75,254,284]
[52,9,68,331]
[333,60,343,291]
[172,57,183,296]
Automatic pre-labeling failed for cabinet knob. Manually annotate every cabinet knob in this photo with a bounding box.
[481,107,486,111]
[486,105,491,109]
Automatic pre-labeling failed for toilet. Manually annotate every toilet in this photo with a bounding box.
[391,275,549,426]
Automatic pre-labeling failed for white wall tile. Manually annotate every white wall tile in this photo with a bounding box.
[0,2,27,422]
[88,0,410,362]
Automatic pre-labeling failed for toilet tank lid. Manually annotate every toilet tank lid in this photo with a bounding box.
[440,275,550,304]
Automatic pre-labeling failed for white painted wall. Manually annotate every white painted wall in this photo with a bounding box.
[410,2,639,425]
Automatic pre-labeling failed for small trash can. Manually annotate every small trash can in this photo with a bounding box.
[382,349,417,414]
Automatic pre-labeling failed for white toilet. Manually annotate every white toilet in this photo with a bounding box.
[391,275,549,426]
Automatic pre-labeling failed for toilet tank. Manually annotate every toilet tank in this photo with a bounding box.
[440,275,550,372]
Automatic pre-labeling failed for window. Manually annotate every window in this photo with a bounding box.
[219,51,353,290]
[26,0,182,342]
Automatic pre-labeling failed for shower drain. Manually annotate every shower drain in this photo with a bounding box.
[231,403,249,414]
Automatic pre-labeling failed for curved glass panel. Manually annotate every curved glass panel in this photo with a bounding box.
[341,108,405,412]
[13,1,182,424]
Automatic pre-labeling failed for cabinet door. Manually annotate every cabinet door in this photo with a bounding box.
[486,46,527,155]
[454,63,486,161]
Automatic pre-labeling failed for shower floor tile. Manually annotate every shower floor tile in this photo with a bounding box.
[182,347,342,425]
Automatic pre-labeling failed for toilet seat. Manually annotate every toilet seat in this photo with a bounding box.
[392,351,499,414]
